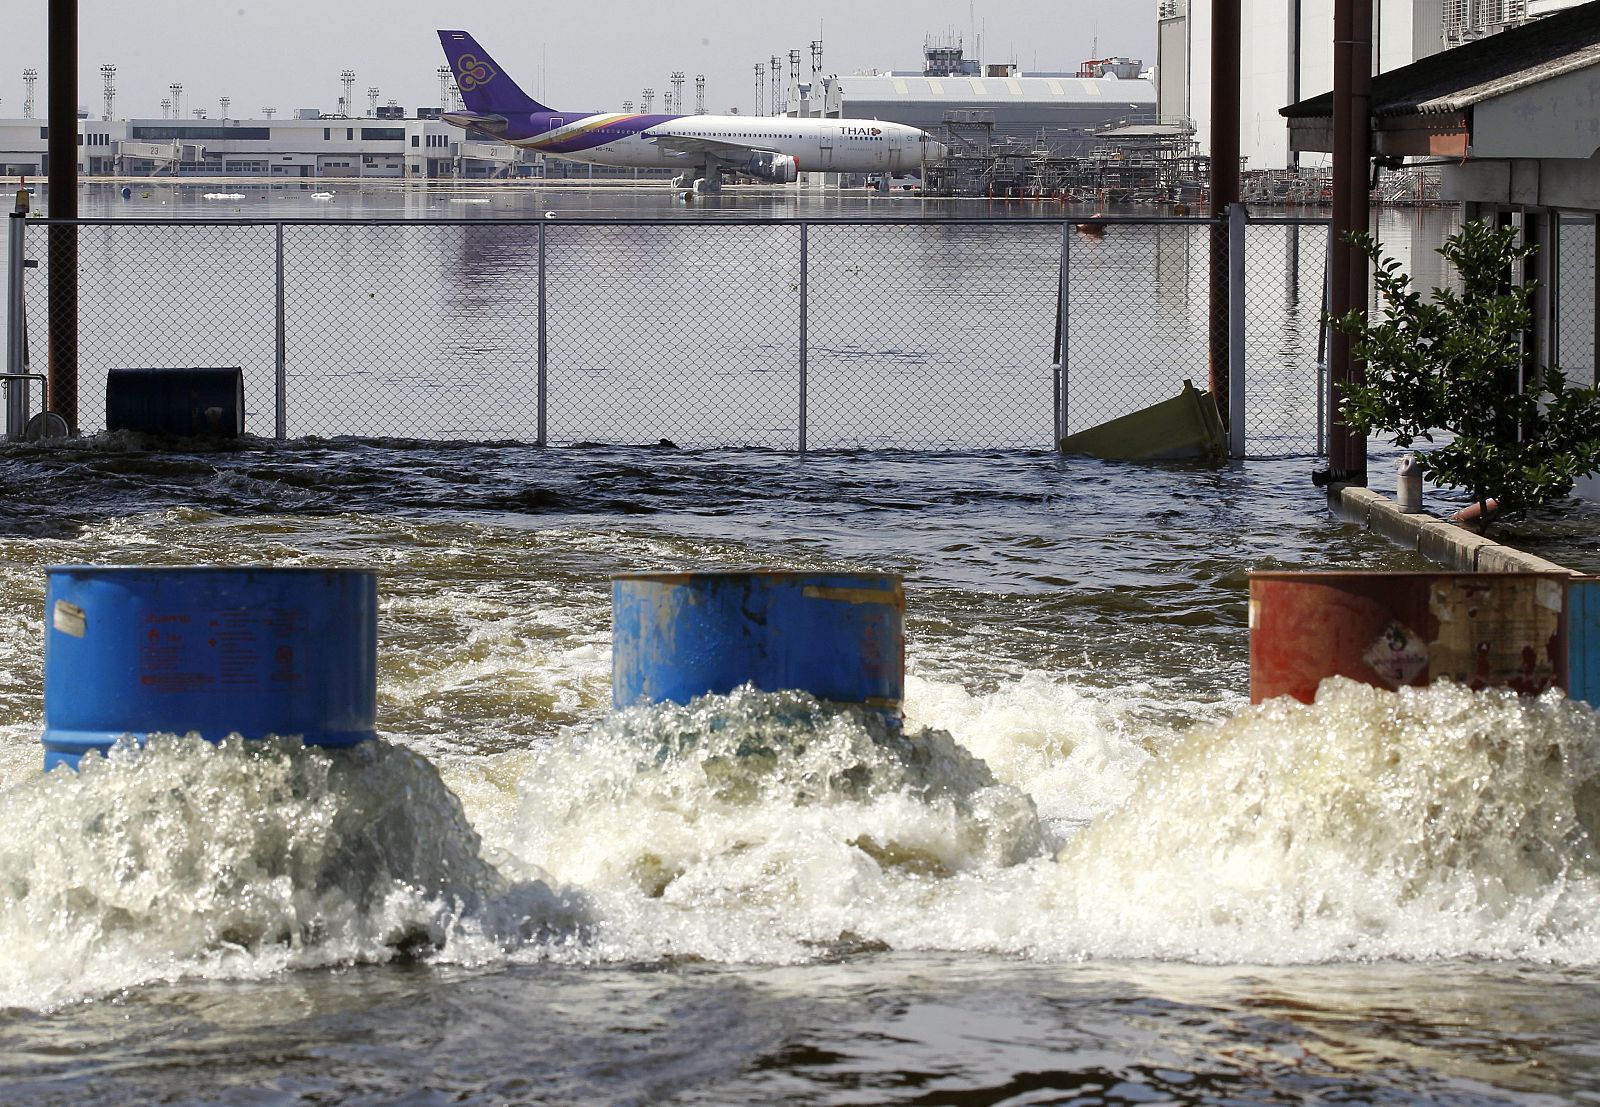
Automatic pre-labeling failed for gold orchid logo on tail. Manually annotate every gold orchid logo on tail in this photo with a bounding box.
[456,54,497,90]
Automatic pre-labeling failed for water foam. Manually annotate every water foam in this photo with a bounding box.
[1047,678,1600,963]
[502,687,1045,963]
[482,680,1600,967]
[10,677,1600,1007]
[0,736,578,1008]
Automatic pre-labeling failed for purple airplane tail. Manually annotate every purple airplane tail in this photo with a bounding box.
[437,30,552,116]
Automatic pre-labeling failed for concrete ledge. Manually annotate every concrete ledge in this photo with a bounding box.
[1334,486,1580,575]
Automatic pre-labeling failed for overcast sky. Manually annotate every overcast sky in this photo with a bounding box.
[5,1,1156,120]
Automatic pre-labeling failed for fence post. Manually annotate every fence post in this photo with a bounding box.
[1318,222,1333,457]
[6,211,27,440]
[537,220,548,446]
[274,223,286,440]
[798,221,809,453]
[1056,221,1071,450]
[1228,203,1247,458]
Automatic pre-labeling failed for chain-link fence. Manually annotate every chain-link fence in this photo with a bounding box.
[1557,213,1596,383]
[7,214,1329,454]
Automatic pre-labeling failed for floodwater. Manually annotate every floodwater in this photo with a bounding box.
[3,185,1600,1105]
[4,182,1459,453]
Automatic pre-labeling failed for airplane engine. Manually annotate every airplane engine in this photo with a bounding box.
[741,153,799,184]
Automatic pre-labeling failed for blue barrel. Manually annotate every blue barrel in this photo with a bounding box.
[43,566,378,771]
[106,367,245,437]
[612,570,904,722]
[1571,578,1600,708]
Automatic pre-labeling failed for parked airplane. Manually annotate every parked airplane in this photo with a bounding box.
[437,30,947,194]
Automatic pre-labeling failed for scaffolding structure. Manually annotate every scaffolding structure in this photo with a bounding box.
[923,112,1206,201]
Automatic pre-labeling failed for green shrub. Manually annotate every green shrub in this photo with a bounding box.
[1332,219,1600,523]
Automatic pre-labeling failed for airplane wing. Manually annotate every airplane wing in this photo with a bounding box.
[645,133,776,161]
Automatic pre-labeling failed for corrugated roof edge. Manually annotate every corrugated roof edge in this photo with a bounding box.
[1281,1,1600,119]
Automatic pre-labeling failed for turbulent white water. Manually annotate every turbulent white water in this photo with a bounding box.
[6,677,1600,1009]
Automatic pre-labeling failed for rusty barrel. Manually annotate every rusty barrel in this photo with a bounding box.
[611,570,904,724]
[1249,571,1570,704]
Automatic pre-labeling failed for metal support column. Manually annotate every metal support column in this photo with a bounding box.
[537,221,548,446]
[798,222,809,453]
[1228,203,1247,457]
[274,223,286,440]
[1209,0,1242,430]
[47,0,79,433]
[1326,0,1371,485]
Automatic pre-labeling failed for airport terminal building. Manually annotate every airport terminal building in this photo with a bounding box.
[0,114,528,179]
[812,70,1158,156]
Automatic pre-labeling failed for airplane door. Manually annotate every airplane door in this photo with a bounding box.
[817,127,835,169]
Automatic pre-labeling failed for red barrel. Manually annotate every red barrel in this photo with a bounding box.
[1250,571,1570,704]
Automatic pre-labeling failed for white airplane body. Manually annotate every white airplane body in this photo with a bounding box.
[438,30,947,193]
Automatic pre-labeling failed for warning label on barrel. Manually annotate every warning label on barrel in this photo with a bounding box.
[1363,620,1430,687]
[139,607,308,693]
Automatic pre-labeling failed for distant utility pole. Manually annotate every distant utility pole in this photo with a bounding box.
[642,87,654,112]
[436,65,451,109]
[100,63,115,121]
[622,99,634,112]
[340,69,355,117]
[754,64,764,116]
[160,97,171,119]
[367,86,379,117]
[670,71,685,116]
[218,96,229,120]
[23,68,37,118]
[694,73,706,115]
[788,48,801,112]
[769,55,780,115]
[169,81,182,120]
[811,40,822,81]
[192,108,206,119]
[262,106,275,119]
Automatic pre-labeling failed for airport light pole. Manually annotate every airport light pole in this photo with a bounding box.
[100,63,115,121]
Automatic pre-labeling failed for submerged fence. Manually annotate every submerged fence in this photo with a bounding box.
[5,214,1331,455]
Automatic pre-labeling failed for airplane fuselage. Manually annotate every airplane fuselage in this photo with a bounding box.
[446,110,937,176]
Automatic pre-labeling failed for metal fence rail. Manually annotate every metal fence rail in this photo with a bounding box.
[6,213,1330,455]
